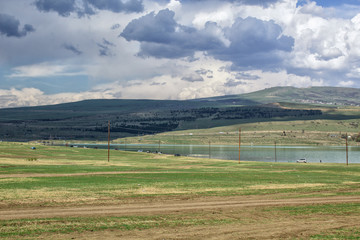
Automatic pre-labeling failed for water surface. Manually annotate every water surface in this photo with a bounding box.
[69,143,359,164]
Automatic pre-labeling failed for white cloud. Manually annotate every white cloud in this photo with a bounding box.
[0,87,115,108]
[338,80,355,87]
[1,0,360,109]
[0,68,325,108]
[7,62,86,78]
[0,88,45,108]
[192,5,235,29]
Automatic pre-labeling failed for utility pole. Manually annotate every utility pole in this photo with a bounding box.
[173,135,175,154]
[346,133,349,166]
[239,128,241,164]
[209,141,211,159]
[108,121,110,162]
[274,141,277,162]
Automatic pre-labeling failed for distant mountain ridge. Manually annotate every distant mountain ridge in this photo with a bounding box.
[202,86,360,106]
[2,86,360,111]
[0,86,359,141]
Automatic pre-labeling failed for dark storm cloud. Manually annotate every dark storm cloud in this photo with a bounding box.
[121,9,294,69]
[120,9,225,58]
[210,17,294,70]
[63,43,82,55]
[35,0,76,17]
[226,17,293,53]
[120,9,177,43]
[34,0,144,17]
[0,14,35,38]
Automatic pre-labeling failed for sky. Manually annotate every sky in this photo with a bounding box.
[1,0,360,108]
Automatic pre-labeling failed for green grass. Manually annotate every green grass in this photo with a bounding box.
[311,227,360,239]
[1,142,360,239]
[116,117,360,146]
[273,203,360,216]
[1,142,360,206]
[0,213,238,238]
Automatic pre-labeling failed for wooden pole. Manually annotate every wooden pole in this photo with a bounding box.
[209,141,211,159]
[173,135,175,154]
[239,128,241,164]
[346,133,348,166]
[274,141,277,162]
[108,121,110,162]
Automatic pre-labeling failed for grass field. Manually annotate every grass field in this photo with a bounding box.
[114,118,360,146]
[0,142,360,239]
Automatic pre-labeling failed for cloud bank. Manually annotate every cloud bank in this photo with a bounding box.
[0,0,360,108]
[0,13,35,37]
[34,0,144,17]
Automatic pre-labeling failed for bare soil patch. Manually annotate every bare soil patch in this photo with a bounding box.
[1,195,359,220]
[15,195,360,240]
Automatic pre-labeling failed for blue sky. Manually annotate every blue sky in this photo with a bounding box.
[1,0,360,108]
[311,0,360,7]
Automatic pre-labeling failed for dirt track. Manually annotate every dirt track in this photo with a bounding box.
[0,171,220,178]
[1,196,359,220]
[0,171,158,178]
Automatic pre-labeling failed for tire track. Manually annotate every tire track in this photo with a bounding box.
[1,196,359,220]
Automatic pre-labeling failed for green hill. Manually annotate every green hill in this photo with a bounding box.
[206,86,360,106]
[0,86,359,141]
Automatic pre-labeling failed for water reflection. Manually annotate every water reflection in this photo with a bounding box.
[68,143,360,164]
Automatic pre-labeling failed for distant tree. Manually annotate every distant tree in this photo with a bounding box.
[355,133,360,142]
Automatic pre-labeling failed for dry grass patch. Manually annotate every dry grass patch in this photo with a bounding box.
[269,170,297,173]
[121,187,188,195]
[0,178,38,183]
[342,181,360,185]
[248,183,327,190]
[0,157,139,168]
[0,188,103,207]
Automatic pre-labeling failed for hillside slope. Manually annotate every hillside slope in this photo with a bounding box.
[243,86,360,106]
[206,86,360,106]
[0,86,359,141]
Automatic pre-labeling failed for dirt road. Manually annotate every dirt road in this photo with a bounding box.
[1,196,359,220]
[0,171,165,178]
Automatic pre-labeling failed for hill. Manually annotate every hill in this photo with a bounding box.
[0,86,360,141]
[205,86,360,106]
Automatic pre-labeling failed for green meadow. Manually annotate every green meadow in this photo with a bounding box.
[114,118,360,146]
[0,142,360,239]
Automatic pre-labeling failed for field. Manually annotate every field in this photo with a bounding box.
[114,118,360,146]
[1,142,360,239]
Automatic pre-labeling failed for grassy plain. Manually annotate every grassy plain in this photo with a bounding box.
[0,142,360,239]
[115,118,360,146]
